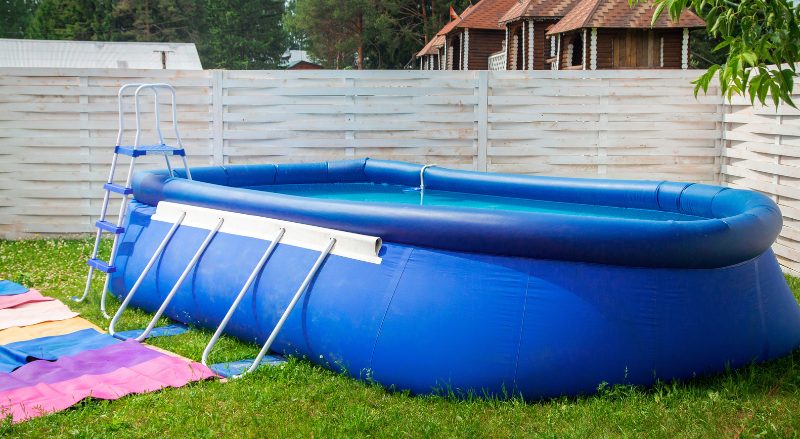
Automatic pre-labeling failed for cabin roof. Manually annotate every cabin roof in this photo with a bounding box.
[454,0,520,31]
[416,34,446,57]
[546,0,705,35]
[499,0,584,23]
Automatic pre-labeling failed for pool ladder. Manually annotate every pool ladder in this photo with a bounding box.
[106,207,337,378]
[75,83,192,319]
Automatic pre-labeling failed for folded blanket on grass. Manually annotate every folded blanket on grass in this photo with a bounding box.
[0,281,28,296]
[0,289,53,310]
[0,329,121,373]
[0,340,216,423]
[0,300,78,331]
[0,318,102,345]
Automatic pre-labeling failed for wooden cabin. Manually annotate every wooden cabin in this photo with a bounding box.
[545,0,705,70]
[439,0,519,70]
[285,60,324,70]
[418,0,705,70]
[416,34,445,70]
[497,0,582,70]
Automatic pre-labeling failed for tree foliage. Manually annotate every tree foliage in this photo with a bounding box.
[197,0,286,69]
[1,0,38,38]
[638,0,800,107]
[286,0,471,69]
[27,0,115,40]
[9,0,286,69]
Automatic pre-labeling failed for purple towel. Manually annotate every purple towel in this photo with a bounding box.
[0,340,216,423]
[0,329,122,373]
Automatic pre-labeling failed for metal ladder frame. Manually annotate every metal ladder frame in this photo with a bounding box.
[109,216,223,341]
[202,236,336,378]
[77,83,192,318]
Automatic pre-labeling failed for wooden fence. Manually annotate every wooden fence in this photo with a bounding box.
[12,67,800,272]
[721,93,800,276]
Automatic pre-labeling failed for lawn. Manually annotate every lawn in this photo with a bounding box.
[1,238,799,437]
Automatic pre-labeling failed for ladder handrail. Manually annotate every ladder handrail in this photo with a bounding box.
[201,227,286,366]
[133,83,182,149]
[235,237,336,378]
[115,83,144,147]
[108,212,186,337]
[134,217,224,342]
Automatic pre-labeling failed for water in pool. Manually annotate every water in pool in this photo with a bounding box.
[245,182,704,221]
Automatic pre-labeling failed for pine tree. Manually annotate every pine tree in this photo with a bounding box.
[199,0,286,69]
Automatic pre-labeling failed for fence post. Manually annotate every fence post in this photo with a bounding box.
[211,69,224,165]
[477,71,488,172]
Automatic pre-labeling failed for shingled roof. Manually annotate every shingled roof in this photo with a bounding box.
[416,34,446,57]
[499,0,584,23]
[546,0,705,34]
[454,0,521,30]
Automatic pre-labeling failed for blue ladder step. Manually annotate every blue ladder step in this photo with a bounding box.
[86,258,116,273]
[95,220,125,234]
[103,183,133,195]
[209,355,287,378]
[113,323,189,341]
[115,144,185,157]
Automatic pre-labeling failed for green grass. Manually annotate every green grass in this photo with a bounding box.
[1,238,800,438]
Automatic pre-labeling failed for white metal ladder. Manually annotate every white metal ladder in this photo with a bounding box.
[76,83,192,318]
[201,235,337,378]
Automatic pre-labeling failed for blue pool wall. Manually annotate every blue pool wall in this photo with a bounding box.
[112,201,800,399]
[133,158,782,269]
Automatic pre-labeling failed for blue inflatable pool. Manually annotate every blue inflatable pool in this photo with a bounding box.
[111,158,800,398]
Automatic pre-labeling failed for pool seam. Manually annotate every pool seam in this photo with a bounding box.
[367,247,414,374]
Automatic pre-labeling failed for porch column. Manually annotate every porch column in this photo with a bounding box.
[521,21,526,70]
[554,35,561,70]
[504,27,509,69]
[681,28,689,69]
[463,29,470,70]
[458,34,462,70]
[582,29,587,69]
[528,20,534,70]
[590,28,597,70]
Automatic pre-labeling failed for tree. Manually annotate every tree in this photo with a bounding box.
[287,0,472,69]
[638,0,800,107]
[27,0,114,40]
[1,0,38,39]
[110,0,203,42]
[287,0,371,69]
[199,0,287,69]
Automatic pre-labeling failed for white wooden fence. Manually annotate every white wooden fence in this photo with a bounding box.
[722,94,800,276]
[4,67,796,275]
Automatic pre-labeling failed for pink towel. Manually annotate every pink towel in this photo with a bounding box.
[0,290,53,310]
[0,300,78,331]
[0,340,216,423]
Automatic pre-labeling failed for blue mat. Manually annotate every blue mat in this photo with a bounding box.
[0,280,28,296]
[114,323,189,341]
[209,355,286,378]
[0,329,121,372]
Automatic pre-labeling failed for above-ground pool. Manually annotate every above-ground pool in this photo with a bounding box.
[111,158,800,399]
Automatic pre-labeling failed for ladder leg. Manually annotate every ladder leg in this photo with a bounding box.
[108,212,186,337]
[135,218,224,342]
[181,155,192,180]
[77,152,122,303]
[99,157,138,318]
[164,153,174,177]
[202,228,285,366]
[75,230,104,302]
[239,237,336,378]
